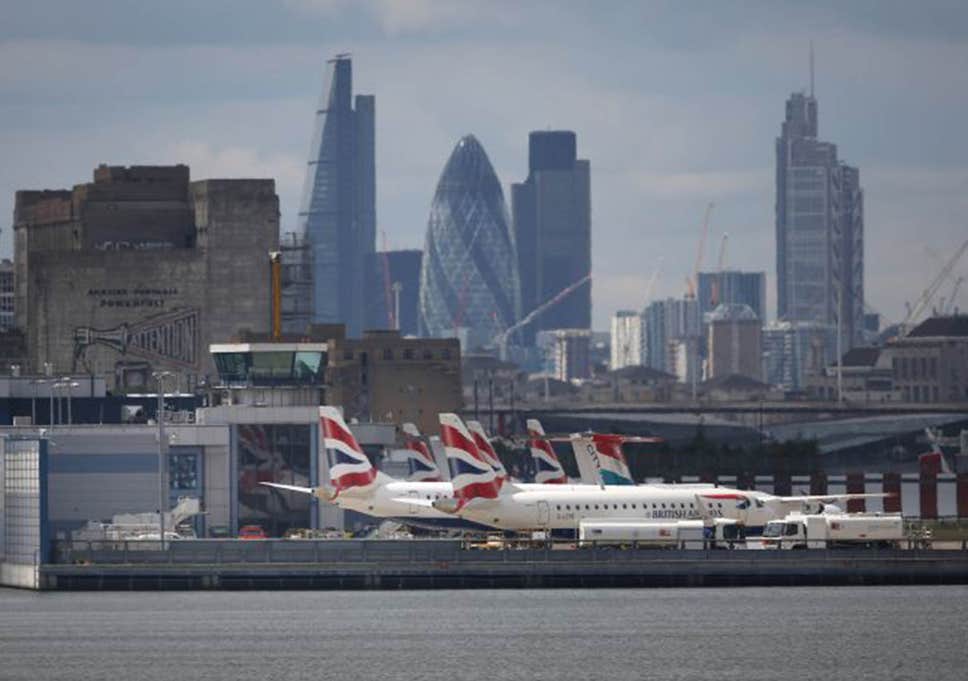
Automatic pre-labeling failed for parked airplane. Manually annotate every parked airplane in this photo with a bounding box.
[432,415,886,533]
[261,408,594,529]
[401,423,443,482]
[526,419,569,484]
[261,407,462,526]
[466,419,509,486]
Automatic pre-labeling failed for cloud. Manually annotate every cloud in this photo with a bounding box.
[284,0,512,35]
[633,169,772,201]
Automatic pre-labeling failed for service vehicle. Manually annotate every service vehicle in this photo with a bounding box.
[578,517,744,548]
[760,511,902,549]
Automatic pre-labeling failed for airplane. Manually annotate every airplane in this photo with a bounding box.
[401,422,443,482]
[920,427,954,475]
[261,407,466,528]
[432,414,888,534]
[466,419,509,486]
[526,419,569,484]
[261,408,599,530]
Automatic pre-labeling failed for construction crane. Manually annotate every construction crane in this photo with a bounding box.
[900,239,968,335]
[710,232,728,307]
[686,202,714,299]
[493,273,592,358]
[943,276,964,315]
[641,257,663,310]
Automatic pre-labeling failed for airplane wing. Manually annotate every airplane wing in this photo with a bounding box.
[260,481,316,495]
[776,493,890,503]
[390,496,436,508]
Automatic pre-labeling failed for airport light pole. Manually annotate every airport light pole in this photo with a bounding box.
[153,370,172,550]
[60,378,79,425]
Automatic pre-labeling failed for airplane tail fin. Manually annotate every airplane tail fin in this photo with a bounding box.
[920,428,953,475]
[439,413,500,509]
[466,419,508,487]
[401,422,443,482]
[320,406,378,496]
[527,419,567,484]
[571,433,635,486]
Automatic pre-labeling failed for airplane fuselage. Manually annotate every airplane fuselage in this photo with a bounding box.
[450,485,784,531]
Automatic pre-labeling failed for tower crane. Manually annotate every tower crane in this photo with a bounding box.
[493,273,591,359]
[686,202,714,299]
[710,232,728,308]
[900,239,968,335]
[943,276,964,315]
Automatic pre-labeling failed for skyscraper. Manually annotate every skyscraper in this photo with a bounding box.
[697,270,767,324]
[297,55,376,337]
[511,131,591,345]
[775,86,864,354]
[419,135,521,351]
[610,310,644,370]
[642,297,700,377]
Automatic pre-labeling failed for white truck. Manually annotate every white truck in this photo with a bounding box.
[578,518,744,548]
[759,511,903,549]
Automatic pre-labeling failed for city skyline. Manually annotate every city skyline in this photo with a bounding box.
[2,2,968,331]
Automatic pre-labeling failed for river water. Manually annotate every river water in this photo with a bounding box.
[1,586,965,680]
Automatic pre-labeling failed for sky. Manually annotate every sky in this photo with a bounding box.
[2,0,968,331]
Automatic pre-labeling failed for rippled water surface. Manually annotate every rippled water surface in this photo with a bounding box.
[1,586,966,680]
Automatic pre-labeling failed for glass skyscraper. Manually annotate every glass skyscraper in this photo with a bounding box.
[297,55,375,336]
[776,90,864,355]
[419,135,521,351]
[511,131,591,345]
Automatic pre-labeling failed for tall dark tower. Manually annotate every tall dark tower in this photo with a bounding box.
[511,131,591,345]
[298,55,376,336]
[775,74,863,354]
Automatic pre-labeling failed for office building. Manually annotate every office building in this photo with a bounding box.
[762,320,833,391]
[0,260,14,330]
[697,270,766,326]
[707,304,762,381]
[643,297,700,376]
[297,55,376,336]
[549,328,592,381]
[776,87,864,354]
[419,135,521,351]
[511,131,591,344]
[14,164,278,392]
[610,310,644,370]
[364,249,422,336]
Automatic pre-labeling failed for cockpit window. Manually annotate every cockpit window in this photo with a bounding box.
[784,523,800,536]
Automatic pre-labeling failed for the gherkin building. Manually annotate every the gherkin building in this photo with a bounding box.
[419,135,521,350]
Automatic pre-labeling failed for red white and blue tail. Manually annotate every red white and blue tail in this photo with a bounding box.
[439,413,500,508]
[401,422,442,482]
[320,406,378,495]
[466,419,508,487]
[527,419,567,484]
[920,427,953,475]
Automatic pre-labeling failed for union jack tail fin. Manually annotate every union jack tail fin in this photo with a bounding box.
[401,422,442,482]
[439,413,500,508]
[320,406,378,496]
[526,418,567,484]
[466,419,508,487]
[571,433,634,486]
[920,428,953,475]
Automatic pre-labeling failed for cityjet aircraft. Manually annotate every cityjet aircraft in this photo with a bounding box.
[431,415,886,533]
